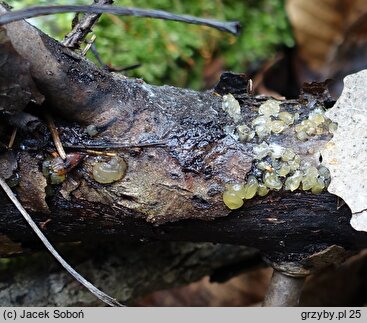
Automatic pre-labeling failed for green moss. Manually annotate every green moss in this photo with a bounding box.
[8,0,293,89]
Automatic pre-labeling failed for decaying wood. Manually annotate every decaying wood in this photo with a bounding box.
[1,3,367,284]
[0,242,261,306]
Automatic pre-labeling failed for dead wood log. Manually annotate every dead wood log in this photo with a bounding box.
[0,242,260,306]
[0,4,367,280]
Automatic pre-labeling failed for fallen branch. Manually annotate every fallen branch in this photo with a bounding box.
[0,3,366,283]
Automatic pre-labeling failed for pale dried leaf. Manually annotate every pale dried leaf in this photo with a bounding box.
[322,69,367,231]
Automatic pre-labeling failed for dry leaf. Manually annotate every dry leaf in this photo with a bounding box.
[322,69,367,231]
[286,0,367,71]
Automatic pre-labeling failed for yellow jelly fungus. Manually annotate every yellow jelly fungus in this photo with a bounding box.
[236,124,255,142]
[257,161,273,172]
[288,155,301,171]
[263,172,282,190]
[253,142,270,160]
[92,156,127,184]
[278,163,291,177]
[50,173,66,185]
[270,120,286,134]
[223,190,244,210]
[284,171,302,191]
[225,183,247,199]
[305,125,316,136]
[295,123,304,133]
[281,148,295,162]
[257,183,269,197]
[278,111,294,125]
[305,166,319,178]
[301,166,319,190]
[259,99,280,117]
[269,143,285,159]
[86,124,98,137]
[296,130,308,141]
[252,115,270,127]
[328,122,338,132]
[311,178,325,194]
[222,94,242,122]
[302,175,318,191]
[255,125,271,140]
[243,175,259,199]
[309,112,325,126]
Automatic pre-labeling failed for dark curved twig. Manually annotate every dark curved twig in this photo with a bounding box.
[0,5,241,35]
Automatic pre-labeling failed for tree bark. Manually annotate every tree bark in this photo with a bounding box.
[1,4,367,280]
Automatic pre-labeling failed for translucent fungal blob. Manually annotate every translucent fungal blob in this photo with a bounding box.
[225,183,247,199]
[288,155,301,171]
[328,122,338,132]
[236,124,255,142]
[318,165,331,184]
[304,166,318,176]
[257,161,273,173]
[263,172,282,190]
[223,190,244,210]
[284,171,302,191]
[254,142,271,160]
[259,99,280,117]
[281,148,295,162]
[277,163,291,177]
[222,94,242,122]
[252,115,271,127]
[270,120,286,134]
[269,143,286,159]
[243,175,258,199]
[86,124,98,137]
[302,174,318,190]
[92,156,127,184]
[311,178,325,194]
[257,183,269,197]
[296,130,308,141]
[278,111,294,125]
[255,125,271,140]
[309,111,325,126]
[50,173,66,185]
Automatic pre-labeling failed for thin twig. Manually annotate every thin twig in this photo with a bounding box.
[0,5,241,35]
[63,141,167,150]
[8,127,17,149]
[81,34,96,56]
[45,113,67,160]
[0,176,123,307]
[90,43,106,68]
[62,0,113,49]
[85,149,117,156]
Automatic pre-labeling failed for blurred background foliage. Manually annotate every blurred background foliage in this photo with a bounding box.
[7,0,294,89]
